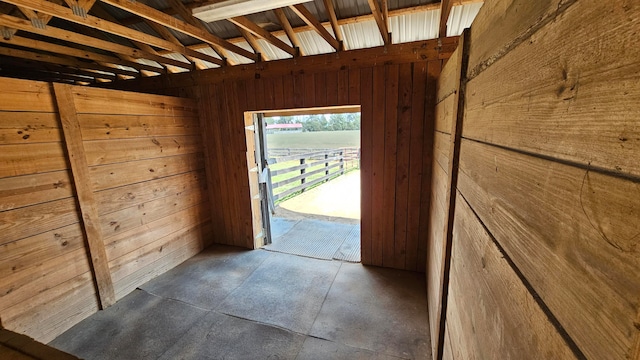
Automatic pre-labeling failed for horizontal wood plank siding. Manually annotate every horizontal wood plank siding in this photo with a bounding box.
[0,78,97,343]
[0,77,211,344]
[429,0,640,358]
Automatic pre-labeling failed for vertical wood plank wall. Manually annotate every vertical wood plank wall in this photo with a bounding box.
[0,78,212,342]
[430,0,640,359]
[0,78,98,343]
[196,61,441,271]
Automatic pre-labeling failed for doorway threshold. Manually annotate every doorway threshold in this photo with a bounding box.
[264,215,360,262]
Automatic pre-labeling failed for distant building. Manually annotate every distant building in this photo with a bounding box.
[266,123,303,134]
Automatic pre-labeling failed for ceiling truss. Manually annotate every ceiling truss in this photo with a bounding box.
[0,0,481,85]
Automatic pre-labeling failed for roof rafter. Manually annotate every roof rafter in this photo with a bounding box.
[322,0,343,49]
[228,16,296,57]
[100,0,257,62]
[289,3,339,50]
[0,35,147,75]
[367,0,390,44]
[0,46,118,80]
[235,26,266,61]
[273,8,303,56]
[164,0,230,65]
[439,0,453,37]
[0,14,184,70]
[142,19,209,70]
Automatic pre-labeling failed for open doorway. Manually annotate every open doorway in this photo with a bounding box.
[246,106,361,263]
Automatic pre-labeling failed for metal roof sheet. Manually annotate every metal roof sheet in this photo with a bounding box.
[446,2,483,37]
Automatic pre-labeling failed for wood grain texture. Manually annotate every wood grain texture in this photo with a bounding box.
[0,328,81,359]
[370,65,386,266]
[89,153,204,192]
[382,64,399,268]
[78,114,200,140]
[467,0,577,79]
[359,67,373,265]
[83,135,202,166]
[464,0,640,177]
[54,83,115,308]
[0,112,61,144]
[0,78,55,112]
[0,170,73,212]
[445,193,576,359]
[95,170,206,216]
[0,142,68,179]
[71,86,197,116]
[457,139,640,359]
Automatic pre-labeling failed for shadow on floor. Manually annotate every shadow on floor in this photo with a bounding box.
[50,245,431,360]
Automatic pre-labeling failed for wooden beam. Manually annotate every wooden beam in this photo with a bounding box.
[367,0,390,44]
[229,16,296,57]
[143,19,209,70]
[0,14,184,70]
[290,3,340,50]
[322,0,343,48]
[236,26,266,61]
[164,0,230,64]
[273,8,303,56]
[3,0,195,57]
[0,46,121,80]
[0,35,148,75]
[111,38,458,90]
[439,0,453,37]
[53,83,116,309]
[100,0,257,62]
[381,0,389,30]
[435,29,469,360]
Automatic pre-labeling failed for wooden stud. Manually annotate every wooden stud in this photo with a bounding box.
[53,83,115,309]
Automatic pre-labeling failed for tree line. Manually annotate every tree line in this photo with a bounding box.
[267,113,361,132]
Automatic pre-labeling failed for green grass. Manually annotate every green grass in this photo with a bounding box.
[266,130,360,149]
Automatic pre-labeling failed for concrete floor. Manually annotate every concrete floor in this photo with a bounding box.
[50,245,431,360]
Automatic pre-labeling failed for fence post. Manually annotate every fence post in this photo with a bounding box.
[300,157,306,192]
[324,152,329,182]
[339,150,344,175]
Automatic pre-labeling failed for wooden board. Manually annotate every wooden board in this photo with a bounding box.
[89,153,204,192]
[0,78,55,112]
[71,86,197,116]
[0,112,61,144]
[464,0,640,177]
[95,170,206,216]
[434,95,454,134]
[457,138,640,359]
[433,131,450,173]
[0,142,67,178]
[0,328,81,359]
[358,67,373,265]
[381,64,399,267]
[83,135,202,166]
[445,193,577,359]
[370,65,386,266]
[0,198,80,246]
[78,114,200,140]
[467,0,577,79]
[0,170,73,212]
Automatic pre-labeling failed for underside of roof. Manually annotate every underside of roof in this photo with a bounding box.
[0,0,482,85]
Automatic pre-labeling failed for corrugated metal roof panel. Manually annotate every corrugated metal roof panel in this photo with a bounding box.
[390,9,439,43]
[256,35,295,61]
[296,27,338,55]
[341,20,384,50]
[224,40,258,65]
[446,2,483,37]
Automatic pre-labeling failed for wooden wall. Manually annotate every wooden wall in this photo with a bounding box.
[197,61,441,271]
[117,39,455,272]
[429,0,640,359]
[0,77,212,343]
[0,78,98,343]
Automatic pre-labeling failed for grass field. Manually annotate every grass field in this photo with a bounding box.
[266,130,360,149]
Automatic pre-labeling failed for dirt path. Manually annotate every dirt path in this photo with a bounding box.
[278,170,360,220]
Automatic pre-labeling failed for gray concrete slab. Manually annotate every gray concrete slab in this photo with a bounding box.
[50,289,207,360]
[159,311,305,360]
[216,252,341,334]
[140,245,271,310]
[309,263,431,359]
[295,337,404,360]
